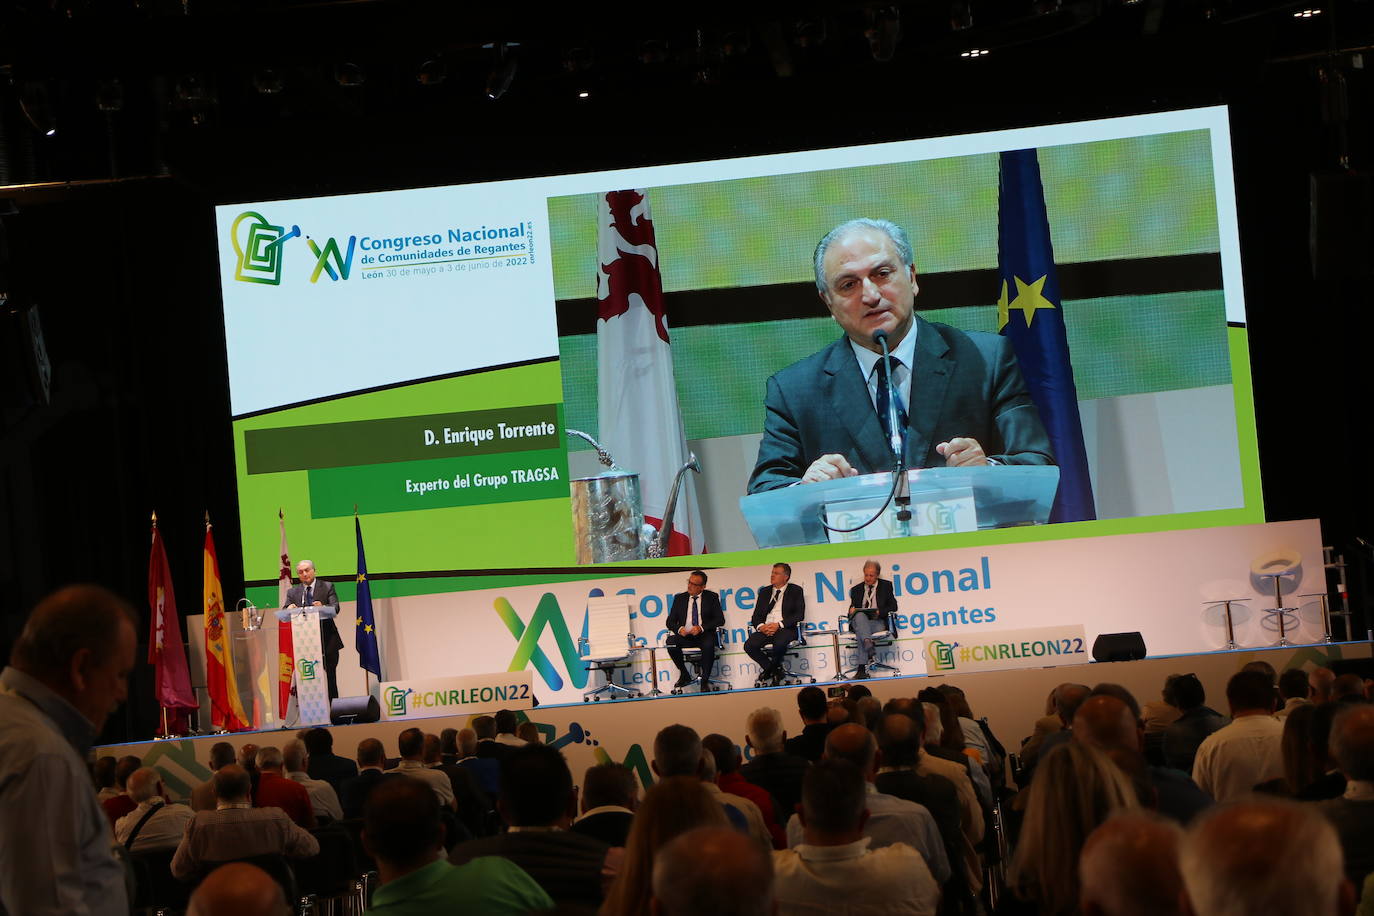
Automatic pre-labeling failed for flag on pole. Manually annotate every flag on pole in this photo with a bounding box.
[276,509,295,720]
[354,513,381,679]
[147,512,195,729]
[595,189,704,556]
[203,515,249,731]
[996,149,1097,524]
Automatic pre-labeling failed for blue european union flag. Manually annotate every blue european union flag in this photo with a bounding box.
[997,149,1096,523]
[354,515,382,678]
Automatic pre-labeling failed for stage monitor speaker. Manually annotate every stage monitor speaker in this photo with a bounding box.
[330,695,380,724]
[1092,632,1147,662]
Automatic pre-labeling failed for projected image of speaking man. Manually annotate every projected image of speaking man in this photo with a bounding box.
[747,218,1054,494]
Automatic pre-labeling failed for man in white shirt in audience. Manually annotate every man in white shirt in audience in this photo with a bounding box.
[283,739,342,822]
[774,758,938,915]
[114,767,196,851]
[1191,670,1283,802]
[386,727,456,810]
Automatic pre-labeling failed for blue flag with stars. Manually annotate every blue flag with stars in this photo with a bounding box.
[354,514,381,678]
[997,149,1096,523]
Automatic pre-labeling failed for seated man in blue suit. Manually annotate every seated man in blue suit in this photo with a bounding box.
[748,217,1053,494]
[665,570,726,692]
[743,563,806,686]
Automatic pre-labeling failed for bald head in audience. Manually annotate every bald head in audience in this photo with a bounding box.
[1331,674,1368,704]
[651,827,774,916]
[126,766,165,803]
[1311,667,1337,704]
[1180,800,1354,916]
[1074,695,1142,753]
[1080,812,1184,916]
[1056,683,1093,726]
[1331,704,1374,780]
[212,764,252,803]
[825,723,879,777]
[187,862,290,916]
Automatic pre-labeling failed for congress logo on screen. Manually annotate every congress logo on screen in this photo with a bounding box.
[383,686,414,717]
[297,658,318,680]
[231,211,300,286]
[493,592,592,693]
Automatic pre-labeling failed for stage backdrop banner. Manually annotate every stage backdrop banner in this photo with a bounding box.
[380,671,535,722]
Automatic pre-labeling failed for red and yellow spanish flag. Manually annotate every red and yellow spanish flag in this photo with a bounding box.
[204,516,248,731]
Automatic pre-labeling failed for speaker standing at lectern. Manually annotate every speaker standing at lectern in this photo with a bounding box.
[285,559,343,700]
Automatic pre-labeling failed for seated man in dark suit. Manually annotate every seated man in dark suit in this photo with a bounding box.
[784,686,834,762]
[743,563,806,687]
[339,738,404,820]
[571,762,637,847]
[302,727,358,793]
[665,570,726,692]
[740,706,811,823]
[448,743,613,909]
[847,560,898,680]
[748,217,1052,494]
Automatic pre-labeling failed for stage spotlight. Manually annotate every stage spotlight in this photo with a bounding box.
[18,82,56,137]
[486,43,518,100]
[960,47,991,58]
[334,62,366,88]
[865,6,902,62]
[95,78,123,113]
[577,90,590,98]
[1293,8,1322,17]
[950,1,974,30]
[252,68,284,95]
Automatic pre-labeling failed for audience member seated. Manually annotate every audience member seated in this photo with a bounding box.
[1191,670,1282,802]
[387,727,456,810]
[340,737,405,820]
[517,721,542,744]
[703,732,786,848]
[785,686,835,762]
[1333,674,1371,705]
[1073,694,1212,824]
[302,727,358,792]
[652,723,772,853]
[1003,742,1139,915]
[473,715,511,760]
[448,743,614,910]
[1279,668,1314,720]
[651,826,774,916]
[571,762,637,847]
[114,766,195,851]
[424,732,490,838]
[1312,667,1339,705]
[171,764,319,879]
[784,723,950,888]
[283,739,342,822]
[364,776,551,914]
[601,775,729,915]
[1256,703,1320,797]
[191,742,238,812]
[740,706,811,822]
[1078,812,1184,916]
[1316,704,1374,894]
[919,691,994,808]
[939,684,998,778]
[457,725,501,798]
[1161,674,1229,775]
[1180,799,1355,916]
[1302,702,1352,801]
[253,745,316,828]
[102,754,142,826]
[874,710,974,897]
[494,709,528,747]
[439,728,461,765]
[237,742,261,795]
[1019,683,1089,784]
[93,754,118,802]
[1019,688,1066,774]
[185,862,292,916]
[774,758,939,916]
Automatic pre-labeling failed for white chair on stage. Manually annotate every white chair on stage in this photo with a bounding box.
[579,597,641,702]
[839,576,901,680]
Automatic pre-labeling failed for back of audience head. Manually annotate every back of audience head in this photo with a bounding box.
[439,727,458,757]
[114,754,141,790]
[653,724,704,778]
[421,732,443,765]
[1074,695,1141,754]
[187,862,291,916]
[357,737,385,769]
[516,721,541,744]
[364,777,443,874]
[397,727,424,760]
[472,715,497,740]
[255,745,284,773]
[1332,673,1369,704]
[494,708,519,735]
[603,776,727,916]
[1053,683,1093,725]
[1226,669,1277,715]
[801,759,868,842]
[1310,667,1337,704]
[854,695,882,732]
[746,706,785,755]
[922,701,944,744]
[796,685,828,724]
[938,683,975,719]
[456,727,477,758]
[127,766,164,803]
[828,698,857,725]
[1079,811,1185,916]
[824,722,879,775]
[1280,668,1311,703]
[213,764,252,802]
[500,743,574,828]
[1279,704,1321,793]
[582,762,638,813]
[875,711,923,767]
[846,683,873,703]
[1241,659,1278,688]
[301,726,333,758]
[1162,674,1205,712]
[918,688,965,751]
[651,826,773,916]
[282,739,308,774]
[882,696,919,718]
[1330,703,1374,780]
[1180,799,1353,916]
[1089,683,1141,721]
[10,584,138,730]
[238,742,260,770]
[1010,742,1139,915]
[93,755,116,790]
[701,733,740,777]
[208,741,236,771]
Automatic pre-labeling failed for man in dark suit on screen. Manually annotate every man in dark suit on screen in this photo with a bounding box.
[285,559,344,700]
[848,559,898,679]
[744,562,806,686]
[665,570,726,692]
[748,217,1053,494]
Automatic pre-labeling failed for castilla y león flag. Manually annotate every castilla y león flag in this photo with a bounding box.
[147,515,196,717]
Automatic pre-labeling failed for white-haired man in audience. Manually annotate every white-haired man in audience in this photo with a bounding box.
[740,706,811,822]
[1079,811,1185,916]
[653,723,772,854]
[190,742,238,812]
[284,738,343,822]
[1315,704,1374,893]
[114,766,196,851]
[1179,799,1354,916]
[171,764,319,879]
